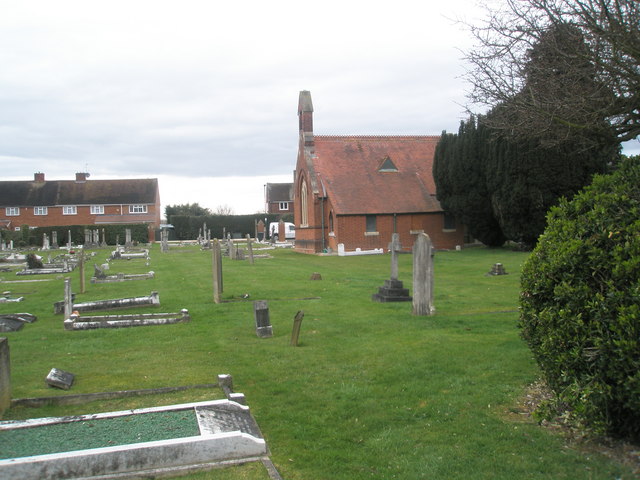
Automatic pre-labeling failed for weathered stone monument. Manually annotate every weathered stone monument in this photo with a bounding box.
[253,300,272,338]
[63,278,73,319]
[372,233,411,302]
[125,228,133,248]
[487,263,508,276]
[45,368,75,390]
[212,239,223,304]
[412,233,435,315]
[51,230,59,249]
[290,311,304,346]
[0,337,10,415]
[246,234,254,265]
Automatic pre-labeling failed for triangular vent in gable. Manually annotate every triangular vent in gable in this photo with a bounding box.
[378,156,398,172]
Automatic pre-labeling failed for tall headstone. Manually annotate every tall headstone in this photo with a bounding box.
[125,229,133,248]
[101,228,107,247]
[79,251,86,294]
[254,300,273,338]
[372,234,411,302]
[0,337,10,416]
[412,233,435,315]
[84,229,92,246]
[64,278,73,319]
[257,219,265,242]
[51,230,59,249]
[67,230,72,250]
[212,239,223,304]
[246,234,254,265]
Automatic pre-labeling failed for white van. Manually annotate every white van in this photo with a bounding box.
[269,222,295,240]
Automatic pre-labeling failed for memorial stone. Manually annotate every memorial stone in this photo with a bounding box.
[372,234,411,302]
[0,337,9,415]
[412,233,435,315]
[254,300,273,338]
[46,368,75,390]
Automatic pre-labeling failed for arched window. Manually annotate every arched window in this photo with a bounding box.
[329,211,334,233]
[300,180,309,227]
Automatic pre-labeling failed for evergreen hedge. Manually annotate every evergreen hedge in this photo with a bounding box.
[519,156,640,440]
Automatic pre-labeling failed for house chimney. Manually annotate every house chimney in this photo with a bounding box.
[34,172,45,183]
[75,172,90,183]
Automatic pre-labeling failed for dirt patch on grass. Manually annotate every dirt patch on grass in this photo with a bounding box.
[509,380,640,476]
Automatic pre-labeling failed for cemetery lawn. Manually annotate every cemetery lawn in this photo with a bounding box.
[0,244,635,479]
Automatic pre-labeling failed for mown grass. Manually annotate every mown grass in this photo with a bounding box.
[0,244,634,479]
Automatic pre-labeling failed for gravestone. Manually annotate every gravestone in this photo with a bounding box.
[246,234,254,265]
[63,278,73,319]
[45,368,75,390]
[487,263,508,276]
[125,229,133,248]
[290,310,304,346]
[412,233,435,315]
[51,230,58,249]
[0,338,9,415]
[195,402,263,438]
[253,300,273,338]
[212,239,223,304]
[372,234,411,302]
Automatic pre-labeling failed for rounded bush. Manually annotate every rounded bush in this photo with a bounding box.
[519,156,640,440]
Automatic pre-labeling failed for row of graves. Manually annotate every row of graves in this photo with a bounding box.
[0,234,283,479]
[0,230,508,479]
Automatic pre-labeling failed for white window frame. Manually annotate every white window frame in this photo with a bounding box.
[5,207,20,216]
[62,206,77,215]
[279,201,289,211]
[129,204,148,214]
[91,205,105,215]
[34,206,48,216]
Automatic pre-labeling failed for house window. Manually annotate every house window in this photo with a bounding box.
[300,181,308,227]
[63,206,77,215]
[129,205,148,214]
[6,207,20,216]
[365,215,377,233]
[34,207,48,215]
[443,212,457,231]
[279,202,289,211]
[91,205,104,215]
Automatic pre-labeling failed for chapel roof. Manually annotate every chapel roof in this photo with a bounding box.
[310,135,442,215]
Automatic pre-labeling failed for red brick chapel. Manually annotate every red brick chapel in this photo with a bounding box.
[293,90,465,254]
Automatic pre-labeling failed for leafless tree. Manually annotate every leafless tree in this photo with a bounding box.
[464,0,640,145]
[214,204,235,215]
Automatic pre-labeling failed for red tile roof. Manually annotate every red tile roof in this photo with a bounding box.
[311,135,442,215]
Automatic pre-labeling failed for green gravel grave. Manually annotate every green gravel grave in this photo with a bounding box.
[0,409,200,460]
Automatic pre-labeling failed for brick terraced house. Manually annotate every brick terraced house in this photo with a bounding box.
[293,91,465,254]
[0,172,161,242]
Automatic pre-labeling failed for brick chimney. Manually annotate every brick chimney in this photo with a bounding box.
[34,172,45,183]
[75,172,90,183]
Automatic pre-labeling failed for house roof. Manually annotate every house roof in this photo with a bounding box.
[265,183,293,202]
[311,135,442,215]
[0,178,159,207]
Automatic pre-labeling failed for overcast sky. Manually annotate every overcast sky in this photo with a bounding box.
[2,1,636,216]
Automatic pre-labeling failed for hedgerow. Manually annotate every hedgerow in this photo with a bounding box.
[519,156,640,440]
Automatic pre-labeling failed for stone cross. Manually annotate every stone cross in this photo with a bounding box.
[412,233,435,315]
[388,233,402,281]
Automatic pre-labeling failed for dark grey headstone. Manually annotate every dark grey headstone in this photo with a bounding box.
[253,300,272,338]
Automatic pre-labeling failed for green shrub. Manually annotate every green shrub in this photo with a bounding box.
[519,156,640,440]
